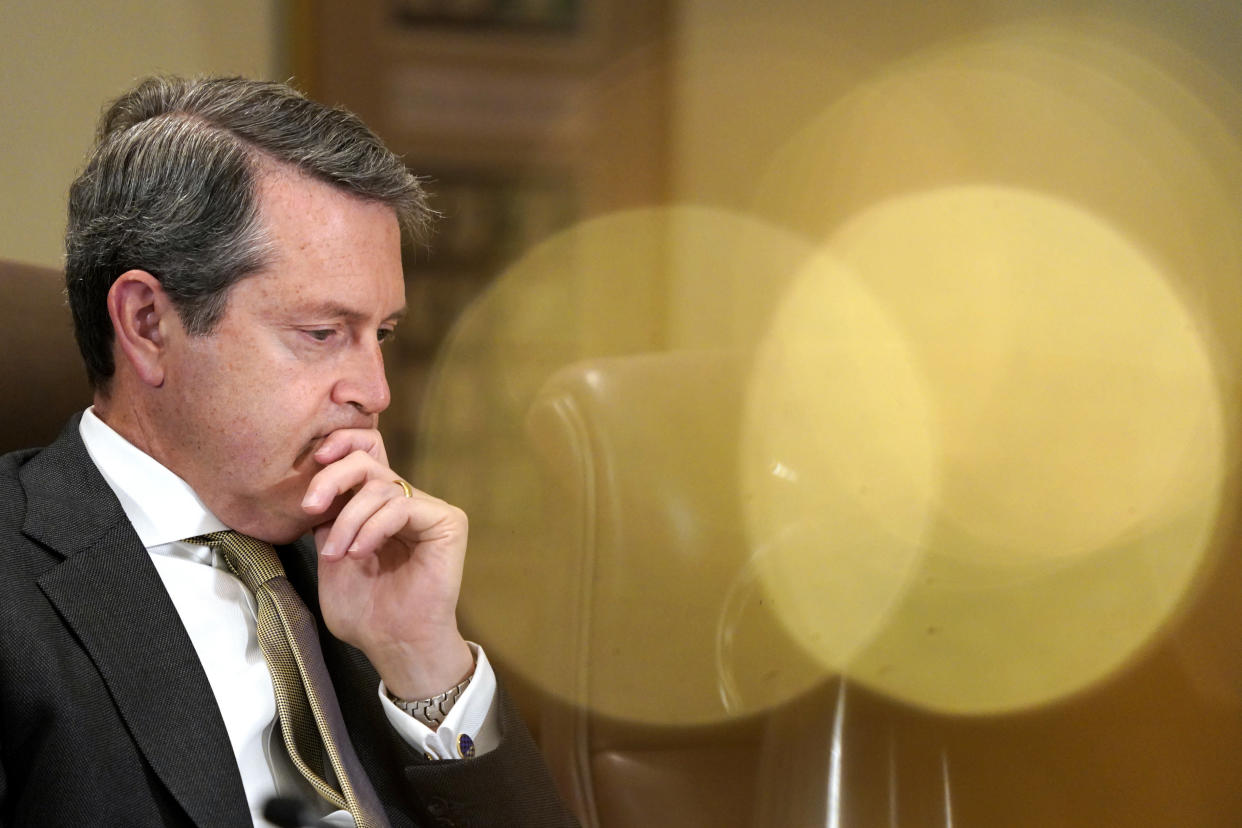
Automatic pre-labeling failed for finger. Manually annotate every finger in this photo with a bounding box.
[317,477,402,560]
[302,449,404,514]
[313,428,389,467]
[349,496,467,561]
[323,486,467,562]
[313,522,332,550]
[339,497,413,560]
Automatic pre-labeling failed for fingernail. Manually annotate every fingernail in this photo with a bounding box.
[302,489,325,510]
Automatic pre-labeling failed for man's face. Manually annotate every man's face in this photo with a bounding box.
[153,166,406,543]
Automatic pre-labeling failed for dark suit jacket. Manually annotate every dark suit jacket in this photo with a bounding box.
[0,415,578,827]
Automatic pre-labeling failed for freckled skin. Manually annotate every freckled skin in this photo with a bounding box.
[99,161,474,699]
[134,164,404,543]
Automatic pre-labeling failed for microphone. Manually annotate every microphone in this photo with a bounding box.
[263,796,332,828]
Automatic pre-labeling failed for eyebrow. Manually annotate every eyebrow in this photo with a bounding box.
[294,300,407,324]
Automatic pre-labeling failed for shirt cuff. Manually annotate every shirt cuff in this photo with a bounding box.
[378,642,500,761]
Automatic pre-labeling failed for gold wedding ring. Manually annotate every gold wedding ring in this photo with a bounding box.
[393,478,414,498]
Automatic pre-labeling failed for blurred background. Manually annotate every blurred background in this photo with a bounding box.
[5,1,1242,825]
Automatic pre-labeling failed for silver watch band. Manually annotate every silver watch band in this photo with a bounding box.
[389,676,472,727]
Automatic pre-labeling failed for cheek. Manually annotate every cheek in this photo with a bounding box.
[176,369,276,463]
[182,399,262,469]
[184,345,326,465]
[227,384,326,471]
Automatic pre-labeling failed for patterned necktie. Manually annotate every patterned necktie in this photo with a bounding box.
[188,531,388,828]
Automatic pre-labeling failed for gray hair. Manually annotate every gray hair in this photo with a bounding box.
[66,75,432,390]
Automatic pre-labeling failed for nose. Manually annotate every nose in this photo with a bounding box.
[333,340,391,416]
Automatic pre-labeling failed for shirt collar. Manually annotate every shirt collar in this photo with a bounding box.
[79,407,229,548]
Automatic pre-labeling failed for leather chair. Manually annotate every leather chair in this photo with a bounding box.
[0,259,93,454]
[524,350,774,827]
[521,345,1242,828]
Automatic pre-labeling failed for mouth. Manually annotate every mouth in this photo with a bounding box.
[293,433,331,470]
[293,421,378,470]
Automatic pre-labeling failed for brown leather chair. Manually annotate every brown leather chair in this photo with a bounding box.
[521,349,1242,828]
[0,259,93,454]
[525,350,774,827]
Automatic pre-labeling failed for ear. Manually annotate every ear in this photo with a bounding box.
[106,270,178,388]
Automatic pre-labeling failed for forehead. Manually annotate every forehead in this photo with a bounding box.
[243,164,405,313]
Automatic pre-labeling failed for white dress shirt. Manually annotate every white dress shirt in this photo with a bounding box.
[78,408,499,827]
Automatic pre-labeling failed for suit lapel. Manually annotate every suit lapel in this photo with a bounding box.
[22,416,252,826]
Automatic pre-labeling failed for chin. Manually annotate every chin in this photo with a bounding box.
[265,497,346,546]
[228,499,317,546]
[235,518,311,547]
[266,524,315,545]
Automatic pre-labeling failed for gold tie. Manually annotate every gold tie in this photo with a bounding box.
[189,531,388,828]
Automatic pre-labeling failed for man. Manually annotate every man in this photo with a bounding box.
[0,76,577,827]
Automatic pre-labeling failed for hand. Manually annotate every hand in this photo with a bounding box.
[301,428,474,700]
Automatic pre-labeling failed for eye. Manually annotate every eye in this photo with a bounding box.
[305,329,335,342]
[377,327,397,344]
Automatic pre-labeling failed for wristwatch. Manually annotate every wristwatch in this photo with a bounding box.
[388,676,472,727]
